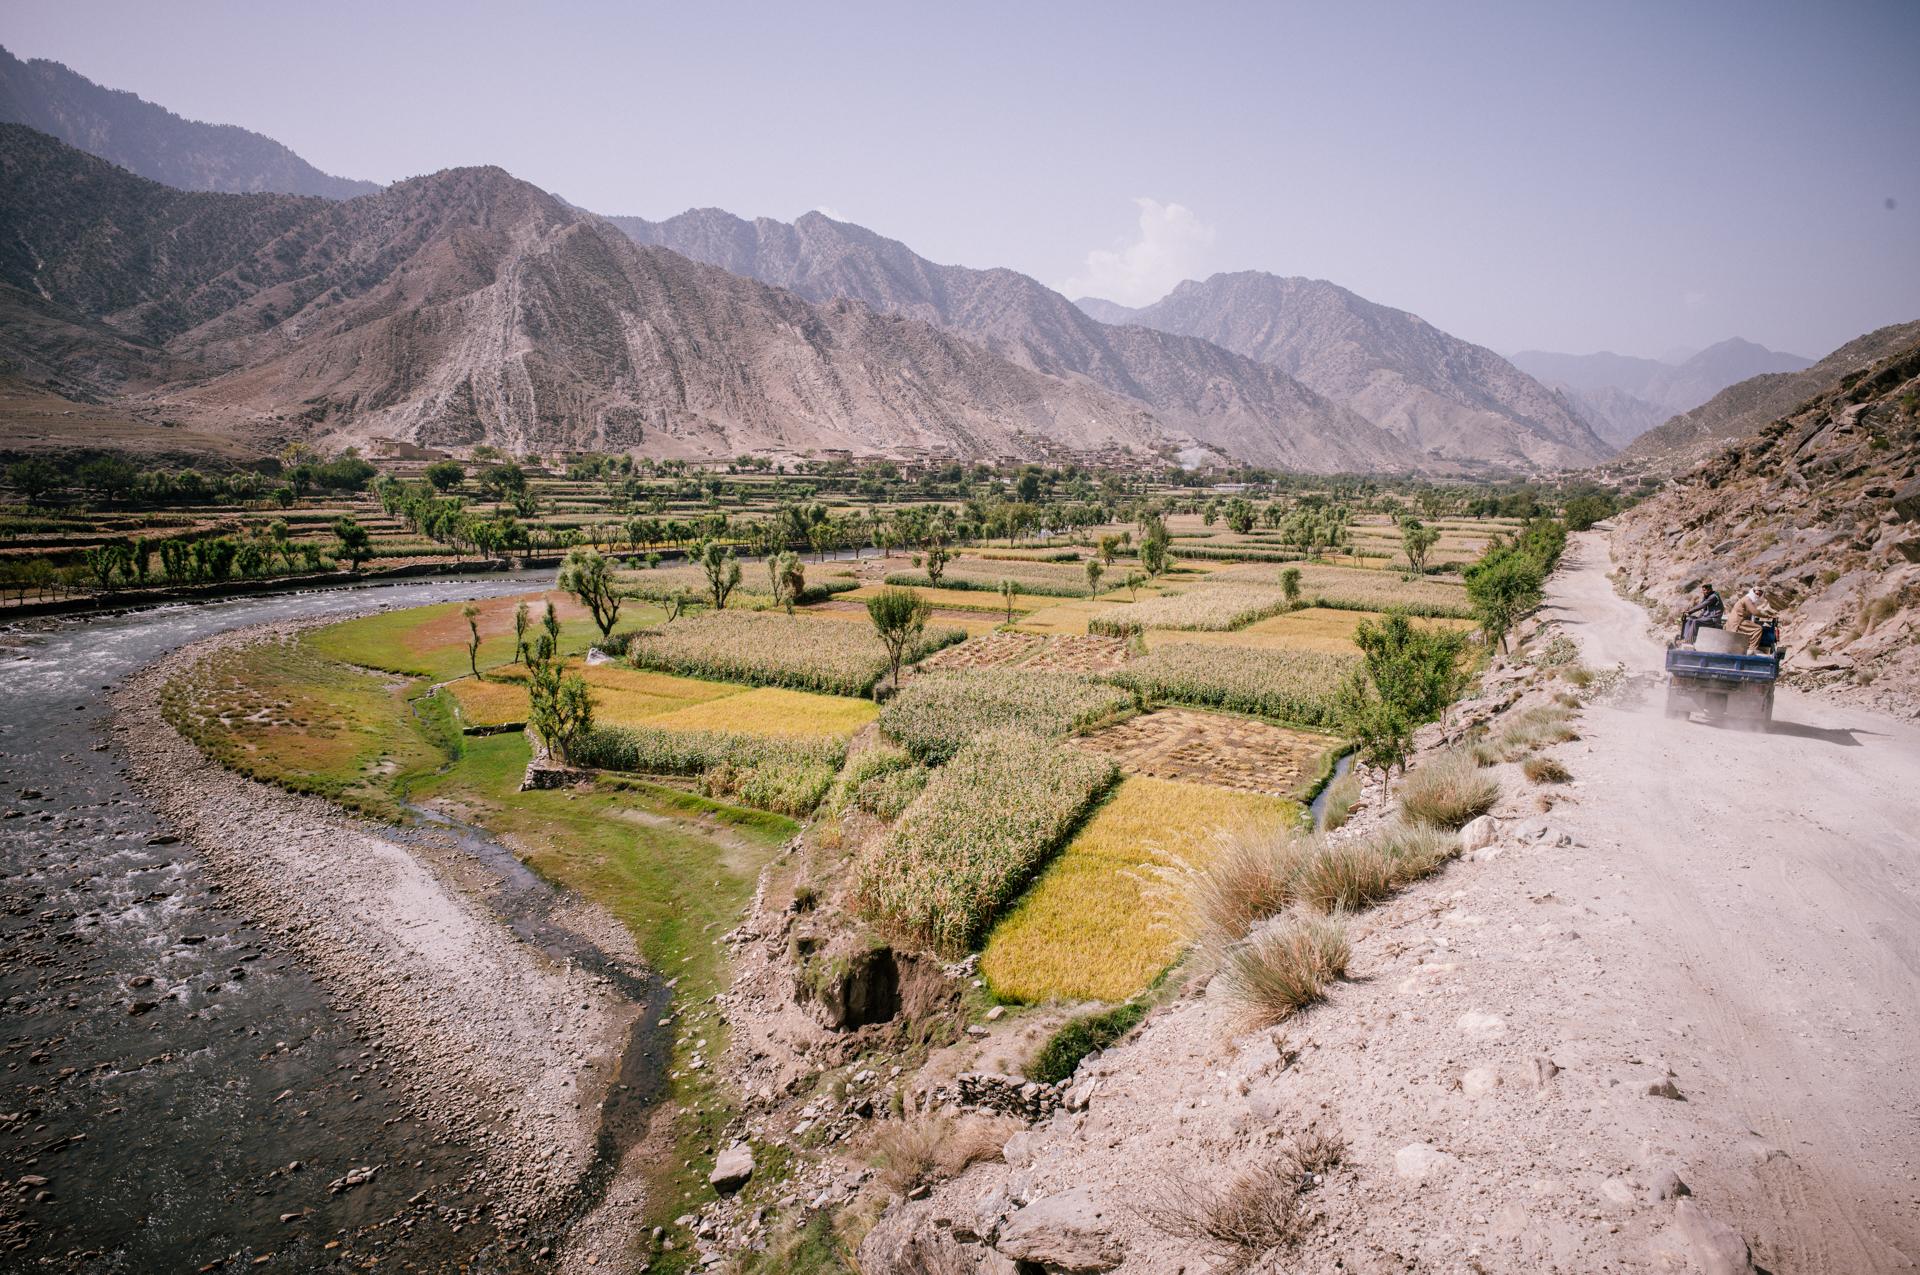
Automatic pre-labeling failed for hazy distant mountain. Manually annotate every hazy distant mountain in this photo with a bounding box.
[0,44,379,199]
[1511,338,1813,424]
[0,125,1180,463]
[1072,296,1138,326]
[1091,273,1612,470]
[611,208,1409,473]
[1621,320,1920,465]
[1557,383,1669,449]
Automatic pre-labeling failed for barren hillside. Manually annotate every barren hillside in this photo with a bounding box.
[0,125,1187,464]
[1612,334,1920,715]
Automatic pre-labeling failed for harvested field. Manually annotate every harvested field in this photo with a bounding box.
[1089,583,1292,633]
[1020,635,1134,672]
[844,583,1053,613]
[918,632,1047,671]
[642,686,877,739]
[1073,708,1338,798]
[446,664,740,729]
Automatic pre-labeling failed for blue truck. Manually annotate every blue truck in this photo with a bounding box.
[1664,617,1782,728]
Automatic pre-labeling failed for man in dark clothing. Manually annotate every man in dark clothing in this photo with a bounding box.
[1689,583,1724,626]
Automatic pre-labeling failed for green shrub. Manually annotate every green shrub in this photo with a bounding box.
[1027,1001,1148,1083]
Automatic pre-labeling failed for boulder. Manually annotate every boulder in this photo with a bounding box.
[1672,1199,1755,1275]
[995,1187,1124,1272]
[1459,815,1498,853]
[1393,1142,1458,1181]
[709,1143,754,1194]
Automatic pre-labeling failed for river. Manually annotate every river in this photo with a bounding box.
[0,573,630,1272]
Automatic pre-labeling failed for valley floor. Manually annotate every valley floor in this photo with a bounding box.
[858,529,1920,1274]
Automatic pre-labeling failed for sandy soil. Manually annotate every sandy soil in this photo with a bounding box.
[853,528,1920,1274]
[116,624,646,1252]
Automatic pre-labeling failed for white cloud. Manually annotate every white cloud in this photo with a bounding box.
[1061,198,1216,306]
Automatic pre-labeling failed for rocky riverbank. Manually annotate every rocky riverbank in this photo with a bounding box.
[114,622,647,1255]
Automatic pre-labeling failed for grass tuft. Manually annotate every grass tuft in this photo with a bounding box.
[1219,908,1350,1026]
[1522,755,1572,784]
[1399,751,1501,829]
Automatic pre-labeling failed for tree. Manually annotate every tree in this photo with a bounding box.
[525,641,594,764]
[76,457,136,504]
[1563,492,1615,532]
[1336,673,1415,795]
[922,536,951,586]
[767,551,804,614]
[866,585,930,696]
[425,459,466,492]
[694,540,741,610]
[1336,611,1467,793]
[7,458,60,504]
[558,546,623,639]
[1139,513,1172,579]
[1085,559,1105,598]
[332,517,372,571]
[1123,570,1145,602]
[1464,546,1545,653]
[514,600,531,665]
[1400,519,1440,574]
[542,599,561,655]
[999,579,1018,624]
[463,605,483,679]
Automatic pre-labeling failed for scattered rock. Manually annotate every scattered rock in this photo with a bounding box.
[1672,1199,1755,1274]
[1393,1142,1458,1181]
[1459,814,1498,852]
[328,1166,378,1193]
[1532,1056,1560,1089]
[1461,1066,1501,1098]
[1647,1078,1686,1101]
[710,1143,754,1194]
[995,1188,1124,1272]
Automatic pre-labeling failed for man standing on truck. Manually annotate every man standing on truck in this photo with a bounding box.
[1726,586,1767,653]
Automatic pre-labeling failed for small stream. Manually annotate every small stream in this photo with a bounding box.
[1309,751,1357,829]
[0,573,660,1272]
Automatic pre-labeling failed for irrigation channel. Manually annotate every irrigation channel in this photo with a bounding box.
[0,572,666,1272]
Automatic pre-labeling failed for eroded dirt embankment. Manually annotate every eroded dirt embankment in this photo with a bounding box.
[115,623,647,1254]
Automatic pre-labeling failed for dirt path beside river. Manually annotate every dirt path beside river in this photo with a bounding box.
[115,622,647,1257]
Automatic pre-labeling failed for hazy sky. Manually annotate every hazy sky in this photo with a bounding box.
[5,0,1916,360]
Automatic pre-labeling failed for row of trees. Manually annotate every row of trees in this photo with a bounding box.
[5,453,375,509]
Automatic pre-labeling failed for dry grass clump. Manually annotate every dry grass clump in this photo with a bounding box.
[868,1113,1017,1195]
[1523,755,1572,784]
[1136,1129,1350,1269]
[1493,704,1580,760]
[1398,751,1501,829]
[1186,823,1316,953]
[1219,908,1350,1026]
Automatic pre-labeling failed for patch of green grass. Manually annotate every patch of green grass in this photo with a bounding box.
[1027,1000,1148,1083]
[307,590,662,681]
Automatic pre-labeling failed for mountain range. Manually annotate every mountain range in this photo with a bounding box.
[1080,274,1610,469]
[616,211,1610,472]
[0,44,379,200]
[2,43,1872,479]
[1510,338,1812,447]
[0,125,1192,464]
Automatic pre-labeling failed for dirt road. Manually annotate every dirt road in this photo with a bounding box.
[1546,529,1920,1272]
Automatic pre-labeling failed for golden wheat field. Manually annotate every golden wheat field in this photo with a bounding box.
[979,776,1298,1003]
[443,663,877,736]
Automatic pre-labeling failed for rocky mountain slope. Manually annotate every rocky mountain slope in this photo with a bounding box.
[1092,272,1612,470]
[0,44,379,199]
[1559,383,1669,449]
[611,208,1408,472]
[1612,333,1920,714]
[0,125,1178,462]
[1621,320,1920,466]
